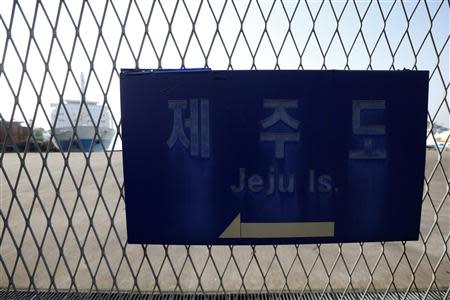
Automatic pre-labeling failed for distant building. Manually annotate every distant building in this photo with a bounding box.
[426,120,450,150]
[428,120,449,134]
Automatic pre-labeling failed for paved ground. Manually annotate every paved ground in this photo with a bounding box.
[1,150,449,293]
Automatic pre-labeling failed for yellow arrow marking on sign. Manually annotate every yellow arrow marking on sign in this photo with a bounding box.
[219,214,335,238]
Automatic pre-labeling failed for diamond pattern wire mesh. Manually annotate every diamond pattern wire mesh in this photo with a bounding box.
[0,0,449,298]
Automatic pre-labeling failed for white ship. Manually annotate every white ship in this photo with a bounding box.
[50,74,115,152]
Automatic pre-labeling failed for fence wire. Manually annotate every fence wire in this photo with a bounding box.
[0,0,449,299]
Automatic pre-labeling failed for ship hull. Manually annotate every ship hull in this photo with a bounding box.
[52,126,114,152]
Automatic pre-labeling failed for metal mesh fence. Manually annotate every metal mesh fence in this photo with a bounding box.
[0,0,449,298]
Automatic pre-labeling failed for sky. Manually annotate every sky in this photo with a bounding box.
[0,0,449,151]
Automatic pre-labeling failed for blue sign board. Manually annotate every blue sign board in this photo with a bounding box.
[120,70,428,244]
